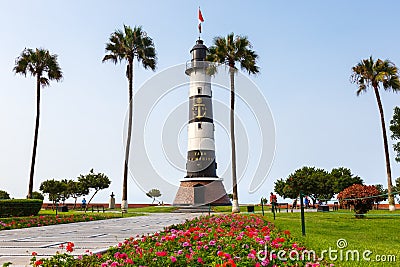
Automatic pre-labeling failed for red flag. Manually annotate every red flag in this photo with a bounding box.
[198,8,204,22]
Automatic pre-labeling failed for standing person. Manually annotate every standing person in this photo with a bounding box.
[81,198,87,210]
[291,198,298,212]
[270,192,277,212]
[304,196,309,209]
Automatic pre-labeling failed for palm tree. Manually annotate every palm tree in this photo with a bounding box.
[13,48,62,199]
[102,25,156,212]
[351,56,400,211]
[206,33,259,213]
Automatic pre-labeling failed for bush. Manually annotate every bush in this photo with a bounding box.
[0,190,10,199]
[337,184,380,217]
[0,199,43,217]
[31,191,44,200]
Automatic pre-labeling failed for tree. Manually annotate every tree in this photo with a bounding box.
[78,169,111,210]
[0,190,10,199]
[39,179,67,208]
[390,106,400,162]
[206,33,259,213]
[373,184,388,208]
[103,25,157,212]
[351,57,400,211]
[65,180,89,209]
[13,48,62,199]
[331,167,363,194]
[146,189,162,204]
[337,184,380,218]
[275,166,361,205]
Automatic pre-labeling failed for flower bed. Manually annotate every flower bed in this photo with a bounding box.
[0,213,121,231]
[31,214,332,267]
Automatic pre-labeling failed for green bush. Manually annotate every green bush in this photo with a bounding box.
[0,190,10,199]
[0,199,43,217]
[31,191,44,200]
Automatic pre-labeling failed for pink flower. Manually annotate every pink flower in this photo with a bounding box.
[197,257,203,263]
[247,253,256,259]
[170,256,177,262]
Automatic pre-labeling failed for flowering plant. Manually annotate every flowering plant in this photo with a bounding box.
[0,213,120,231]
[32,214,331,266]
[337,184,380,216]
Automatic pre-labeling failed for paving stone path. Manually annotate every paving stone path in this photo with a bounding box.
[0,213,202,266]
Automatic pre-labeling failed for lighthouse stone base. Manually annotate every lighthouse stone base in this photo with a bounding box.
[173,178,231,206]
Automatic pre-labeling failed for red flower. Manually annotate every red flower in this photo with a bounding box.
[66,242,74,253]
[31,251,37,256]
[155,251,167,257]
[34,260,43,266]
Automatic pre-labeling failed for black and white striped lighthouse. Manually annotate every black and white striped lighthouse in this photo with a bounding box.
[173,39,231,206]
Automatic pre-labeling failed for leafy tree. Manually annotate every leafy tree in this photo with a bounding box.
[390,106,400,162]
[78,169,111,210]
[337,184,381,217]
[351,57,400,211]
[39,179,67,208]
[0,190,10,199]
[274,178,298,199]
[146,189,162,204]
[103,25,157,212]
[373,184,388,208]
[206,33,259,213]
[31,191,44,200]
[65,180,89,209]
[13,48,62,199]
[331,167,363,193]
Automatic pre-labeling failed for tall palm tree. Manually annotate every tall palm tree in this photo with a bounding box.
[102,25,156,212]
[13,48,63,199]
[351,56,400,211]
[207,33,259,213]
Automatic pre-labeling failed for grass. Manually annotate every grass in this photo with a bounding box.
[214,207,400,266]
[127,206,178,213]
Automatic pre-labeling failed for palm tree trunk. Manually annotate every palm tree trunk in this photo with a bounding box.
[28,77,41,199]
[373,87,396,211]
[229,67,240,213]
[122,61,134,213]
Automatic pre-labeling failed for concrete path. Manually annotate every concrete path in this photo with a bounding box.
[0,213,202,266]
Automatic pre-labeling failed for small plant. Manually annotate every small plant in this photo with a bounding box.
[0,190,10,199]
[337,184,380,217]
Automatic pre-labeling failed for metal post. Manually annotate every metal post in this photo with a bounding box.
[300,192,306,236]
[272,202,276,220]
[261,198,265,216]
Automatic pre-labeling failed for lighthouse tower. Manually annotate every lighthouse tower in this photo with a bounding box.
[173,39,231,206]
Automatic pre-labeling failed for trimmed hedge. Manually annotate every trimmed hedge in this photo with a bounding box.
[0,199,43,217]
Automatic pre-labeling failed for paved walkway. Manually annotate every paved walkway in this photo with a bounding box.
[0,213,202,266]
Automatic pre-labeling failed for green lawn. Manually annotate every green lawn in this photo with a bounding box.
[127,206,178,213]
[214,207,400,267]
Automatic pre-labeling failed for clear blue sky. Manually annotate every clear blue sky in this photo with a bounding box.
[1,1,400,204]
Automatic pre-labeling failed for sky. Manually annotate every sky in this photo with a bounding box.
[1,1,400,204]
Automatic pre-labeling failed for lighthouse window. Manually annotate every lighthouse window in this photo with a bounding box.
[198,123,202,129]
[197,87,202,94]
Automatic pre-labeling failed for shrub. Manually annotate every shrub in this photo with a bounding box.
[31,191,44,200]
[337,184,380,217]
[0,190,10,199]
[0,199,43,217]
